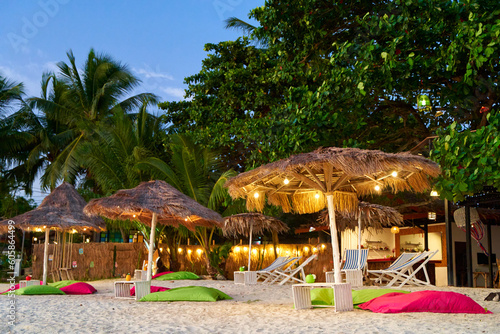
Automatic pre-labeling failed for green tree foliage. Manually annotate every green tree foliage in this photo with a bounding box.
[22,49,158,190]
[160,0,500,170]
[431,111,500,202]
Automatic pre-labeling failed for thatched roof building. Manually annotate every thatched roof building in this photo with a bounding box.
[223,213,289,238]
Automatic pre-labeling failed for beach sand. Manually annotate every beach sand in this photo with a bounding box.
[1,279,499,334]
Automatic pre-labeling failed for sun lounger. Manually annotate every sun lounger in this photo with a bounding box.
[326,249,369,286]
[367,252,420,284]
[268,254,318,285]
[369,250,438,288]
[257,257,300,283]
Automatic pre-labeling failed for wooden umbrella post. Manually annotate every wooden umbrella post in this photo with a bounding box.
[327,194,342,283]
[357,213,362,270]
[42,228,50,285]
[147,212,157,281]
[247,224,253,271]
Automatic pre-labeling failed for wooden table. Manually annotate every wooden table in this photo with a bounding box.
[292,282,353,311]
[234,271,257,285]
[473,272,489,288]
[114,280,151,301]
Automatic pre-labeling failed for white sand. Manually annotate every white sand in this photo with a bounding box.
[1,279,499,334]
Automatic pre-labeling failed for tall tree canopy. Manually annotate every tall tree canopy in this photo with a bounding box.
[160,0,499,170]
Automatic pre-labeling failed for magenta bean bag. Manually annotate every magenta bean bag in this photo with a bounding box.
[359,290,492,314]
[151,271,174,279]
[59,282,97,295]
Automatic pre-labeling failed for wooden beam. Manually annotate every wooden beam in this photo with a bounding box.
[324,163,333,192]
[331,173,348,192]
[303,166,327,192]
[268,176,295,196]
[287,171,325,192]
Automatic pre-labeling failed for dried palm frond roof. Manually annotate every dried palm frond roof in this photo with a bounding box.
[317,202,404,232]
[222,213,289,238]
[84,180,223,231]
[0,182,104,233]
[225,147,440,214]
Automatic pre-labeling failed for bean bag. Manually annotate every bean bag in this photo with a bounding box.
[12,285,65,295]
[139,286,232,302]
[1,281,43,294]
[49,280,81,288]
[359,290,492,314]
[59,282,97,295]
[151,271,174,279]
[154,271,200,280]
[131,285,169,296]
[311,288,409,307]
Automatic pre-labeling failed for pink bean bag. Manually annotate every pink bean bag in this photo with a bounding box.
[359,290,492,314]
[130,285,170,296]
[59,282,97,295]
[152,271,174,279]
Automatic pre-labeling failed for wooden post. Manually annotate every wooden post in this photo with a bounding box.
[147,213,157,281]
[465,205,472,287]
[487,222,493,288]
[327,194,342,283]
[42,229,50,285]
[445,199,454,286]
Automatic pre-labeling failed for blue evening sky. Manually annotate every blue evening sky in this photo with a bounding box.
[0,0,263,203]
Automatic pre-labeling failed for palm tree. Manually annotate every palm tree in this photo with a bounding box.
[138,134,242,275]
[26,49,159,190]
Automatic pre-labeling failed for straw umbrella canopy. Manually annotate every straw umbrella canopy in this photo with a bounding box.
[225,147,440,283]
[0,182,104,284]
[223,213,289,270]
[318,202,403,270]
[84,180,224,280]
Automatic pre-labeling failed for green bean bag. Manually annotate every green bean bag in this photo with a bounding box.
[12,285,66,295]
[311,288,409,307]
[154,271,200,280]
[139,286,232,302]
[48,280,80,288]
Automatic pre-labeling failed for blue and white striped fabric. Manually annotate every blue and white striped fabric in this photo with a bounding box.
[342,249,369,271]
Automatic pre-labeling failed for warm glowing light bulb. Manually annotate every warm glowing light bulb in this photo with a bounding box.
[72,229,77,234]
[252,249,257,254]
[187,249,192,254]
[283,178,290,185]
[315,193,320,199]
[391,226,400,234]
[312,247,318,252]
[375,185,381,191]
[253,192,259,198]
[430,190,439,197]
[178,248,183,253]
[243,246,248,252]
[33,237,38,242]
[197,249,203,255]
[304,246,309,252]
[85,238,90,243]
[321,244,326,249]
[235,246,241,252]
[391,171,398,177]
[160,248,163,252]
[185,218,188,221]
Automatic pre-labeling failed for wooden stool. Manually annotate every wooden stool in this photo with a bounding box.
[234,271,257,285]
[292,282,353,312]
[473,272,489,288]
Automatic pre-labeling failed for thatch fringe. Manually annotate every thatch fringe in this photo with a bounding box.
[0,182,104,233]
[225,147,440,214]
[84,180,223,231]
[317,202,403,232]
[222,213,289,238]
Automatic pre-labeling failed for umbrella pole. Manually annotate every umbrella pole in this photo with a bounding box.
[147,212,157,281]
[326,194,342,283]
[357,214,362,270]
[248,224,253,271]
[42,228,50,285]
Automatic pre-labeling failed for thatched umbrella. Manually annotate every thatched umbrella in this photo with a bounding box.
[318,202,404,270]
[84,180,223,280]
[225,147,440,283]
[223,213,289,270]
[0,182,104,284]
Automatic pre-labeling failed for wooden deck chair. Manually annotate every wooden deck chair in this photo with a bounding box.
[374,250,438,288]
[256,256,297,282]
[271,254,318,285]
[261,257,302,284]
[367,252,420,284]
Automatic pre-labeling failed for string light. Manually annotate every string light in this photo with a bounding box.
[374,185,381,191]
[235,246,241,252]
[253,192,259,198]
[243,247,248,252]
[178,248,183,253]
[196,249,203,255]
[391,171,398,177]
[187,249,192,254]
[283,178,290,185]
[430,190,439,197]
[315,193,320,199]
